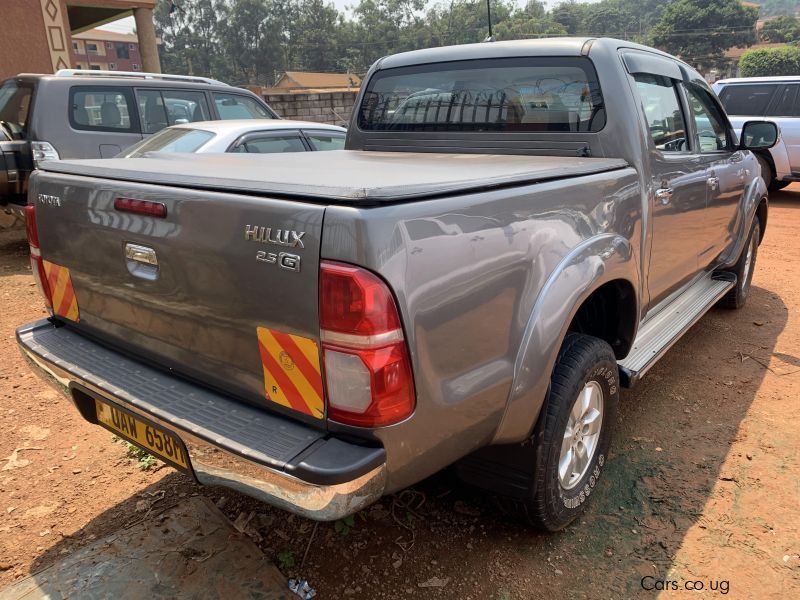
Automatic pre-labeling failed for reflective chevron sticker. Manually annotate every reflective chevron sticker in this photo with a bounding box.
[43,260,80,322]
[256,327,324,419]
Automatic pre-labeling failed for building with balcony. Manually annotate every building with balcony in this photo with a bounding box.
[71,29,145,72]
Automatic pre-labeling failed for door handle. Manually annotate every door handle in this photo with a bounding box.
[707,176,719,190]
[125,243,158,266]
[655,188,673,204]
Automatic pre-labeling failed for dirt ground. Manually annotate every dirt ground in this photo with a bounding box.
[2,189,799,599]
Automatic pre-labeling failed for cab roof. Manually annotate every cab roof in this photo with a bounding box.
[375,37,688,70]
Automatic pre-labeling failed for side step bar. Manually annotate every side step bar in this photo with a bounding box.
[618,272,735,387]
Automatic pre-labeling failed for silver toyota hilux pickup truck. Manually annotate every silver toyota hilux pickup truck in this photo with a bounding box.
[17,38,777,531]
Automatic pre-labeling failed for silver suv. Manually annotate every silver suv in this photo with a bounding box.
[1,69,278,211]
[714,76,800,190]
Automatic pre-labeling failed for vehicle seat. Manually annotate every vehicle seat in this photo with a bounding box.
[73,105,90,126]
[191,104,205,122]
[100,102,121,127]
[144,98,168,132]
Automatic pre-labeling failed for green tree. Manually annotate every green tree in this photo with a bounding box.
[584,4,625,35]
[739,45,800,75]
[492,1,567,39]
[551,0,590,34]
[652,0,759,68]
[291,0,341,71]
[760,15,800,42]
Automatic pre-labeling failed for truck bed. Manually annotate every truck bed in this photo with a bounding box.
[40,151,628,204]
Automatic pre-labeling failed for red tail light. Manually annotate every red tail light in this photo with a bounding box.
[320,261,415,427]
[114,197,167,218]
[25,204,53,310]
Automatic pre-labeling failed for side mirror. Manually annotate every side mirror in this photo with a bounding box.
[740,120,779,150]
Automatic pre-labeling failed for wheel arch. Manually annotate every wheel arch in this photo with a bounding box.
[754,149,776,181]
[566,278,638,360]
[491,233,640,444]
[756,196,768,244]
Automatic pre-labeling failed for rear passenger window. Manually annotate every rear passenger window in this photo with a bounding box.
[771,85,800,117]
[633,74,687,153]
[213,93,273,120]
[137,89,211,134]
[718,84,777,117]
[231,133,306,153]
[305,131,345,151]
[70,87,135,132]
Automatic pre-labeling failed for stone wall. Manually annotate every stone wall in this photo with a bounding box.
[261,91,358,126]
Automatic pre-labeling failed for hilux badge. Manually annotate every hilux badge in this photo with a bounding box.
[244,225,305,249]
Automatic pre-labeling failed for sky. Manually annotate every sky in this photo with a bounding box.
[97,0,584,34]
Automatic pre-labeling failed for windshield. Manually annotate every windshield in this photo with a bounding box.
[0,81,33,140]
[120,127,215,157]
[358,57,605,133]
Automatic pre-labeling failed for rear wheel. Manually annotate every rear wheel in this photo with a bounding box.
[496,333,618,530]
[719,218,760,309]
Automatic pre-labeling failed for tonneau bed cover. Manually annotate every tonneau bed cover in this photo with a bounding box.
[41,151,628,204]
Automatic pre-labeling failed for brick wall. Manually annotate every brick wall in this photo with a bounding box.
[0,0,56,80]
[261,91,358,126]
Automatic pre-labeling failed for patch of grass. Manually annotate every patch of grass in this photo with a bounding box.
[277,549,295,570]
[334,514,355,536]
[111,435,157,471]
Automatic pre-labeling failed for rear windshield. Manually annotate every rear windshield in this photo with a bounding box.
[120,127,215,157]
[358,57,605,133]
[0,81,33,140]
[718,84,778,116]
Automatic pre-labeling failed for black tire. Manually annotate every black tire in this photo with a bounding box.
[770,179,790,192]
[497,333,619,531]
[719,218,760,310]
[756,154,773,190]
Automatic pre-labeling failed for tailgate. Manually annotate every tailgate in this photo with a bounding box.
[30,170,326,424]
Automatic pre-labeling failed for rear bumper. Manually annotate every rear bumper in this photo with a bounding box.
[17,319,386,521]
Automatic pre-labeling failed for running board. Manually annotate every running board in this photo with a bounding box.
[618,273,735,387]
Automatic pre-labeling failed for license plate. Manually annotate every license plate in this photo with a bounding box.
[94,399,189,470]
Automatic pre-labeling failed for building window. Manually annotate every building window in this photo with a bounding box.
[86,42,98,54]
[109,63,116,70]
[132,64,140,71]
[115,42,129,59]
[89,65,101,70]
[106,42,113,49]
[72,41,79,52]
[129,43,135,50]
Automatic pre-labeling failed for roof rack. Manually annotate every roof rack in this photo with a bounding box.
[54,69,228,86]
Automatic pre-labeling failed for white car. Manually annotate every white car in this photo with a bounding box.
[119,119,347,157]
[714,76,799,190]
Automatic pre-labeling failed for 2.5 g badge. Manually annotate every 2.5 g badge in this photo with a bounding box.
[256,250,301,272]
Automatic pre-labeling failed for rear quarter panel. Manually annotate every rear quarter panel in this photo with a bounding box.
[322,168,641,491]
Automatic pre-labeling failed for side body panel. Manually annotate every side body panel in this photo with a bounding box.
[321,167,641,491]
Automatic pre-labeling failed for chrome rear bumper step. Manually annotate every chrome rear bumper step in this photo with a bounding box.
[618,272,735,387]
[17,319,386,521]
